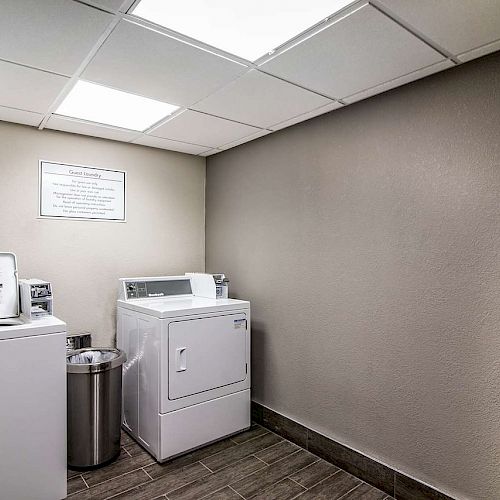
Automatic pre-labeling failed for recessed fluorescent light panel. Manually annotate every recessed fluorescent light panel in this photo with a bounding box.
[55,81,179,131]
[132,0,355,62]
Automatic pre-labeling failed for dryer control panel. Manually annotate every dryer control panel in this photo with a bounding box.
[122,278,192,300]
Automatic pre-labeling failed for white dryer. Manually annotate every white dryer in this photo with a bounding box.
[116,274,250,462]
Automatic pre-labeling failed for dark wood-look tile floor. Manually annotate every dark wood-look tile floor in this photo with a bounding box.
[67,424,394,500]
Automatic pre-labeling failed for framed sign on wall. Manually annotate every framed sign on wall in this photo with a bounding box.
[39,160,126,222]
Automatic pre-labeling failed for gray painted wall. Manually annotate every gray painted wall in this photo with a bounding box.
[0,123,205,346]
[206,53,500,499]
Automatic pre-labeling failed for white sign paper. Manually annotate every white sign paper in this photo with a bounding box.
[39,161,126,221]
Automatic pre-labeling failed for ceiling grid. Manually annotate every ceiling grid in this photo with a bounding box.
[0,0,497,155]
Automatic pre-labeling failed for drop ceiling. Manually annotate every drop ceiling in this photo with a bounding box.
[0,0,499,156]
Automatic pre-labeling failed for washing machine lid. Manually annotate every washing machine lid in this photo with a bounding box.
[117,296,249,319]
[0,316,66,341]
[0,252,19,320]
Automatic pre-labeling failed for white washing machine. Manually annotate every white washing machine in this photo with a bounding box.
[0,316,67,500]
[117,274,250,462]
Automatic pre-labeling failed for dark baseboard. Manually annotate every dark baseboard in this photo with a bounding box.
[251,401,456,500]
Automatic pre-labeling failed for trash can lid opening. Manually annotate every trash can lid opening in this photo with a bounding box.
[68,350,118,364]
[67,348,126,373]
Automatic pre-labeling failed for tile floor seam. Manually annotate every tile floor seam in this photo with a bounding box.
[226,451,318,499]
[287,476,307,489]
[336,482,363,500]
[163,453,265,498]
[179,455,274,500]
[279,457,322,482]
[93,472,153,500]
[71,424,396,500]
[288,471,338,500]
[279,460,342,499]
[143,466,154,480]
[259,421,375,478]
[230,429,270,446]
[105,479,154,500]
[252,454,269,465]
[199,460,215,473]
[197,485,232,500]
[190,435,262,467]
[253,441,299,465]
[178,443,239,466]
[289,487,309,500]
[244,436,286,456]
[228,484,247,499]
[104,486,137,500]
[85,467,144,488]
[105,488,135,500]
[277,426,396,498]
[232,430,272,446]
[295,468,342,494]
[258,447,302,466]
[83,465,154,491]
[200,435,283,472]
[160,466,214,497]
[202,452,259,473]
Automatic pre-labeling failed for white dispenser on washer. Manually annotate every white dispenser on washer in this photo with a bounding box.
[186,273,229,299]
[19,279,53,320]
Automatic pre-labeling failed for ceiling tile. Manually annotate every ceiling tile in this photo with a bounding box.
[0,0,113,75]
[218,130,273,151]
[150,111,261,148]
[0,106,43,127]
[192,69,331,128]
[118,0,137,12]
[130,0,357,62]
[132,135,211,155]
[78,0,135,12]
[377,0,500,56]
[83,20,247,106]
[46,115,141,142]
[343,60,456,104]
[260,4,444,100]
[270,101,343,131]
[0,61,68,113]
[458,39,500,63]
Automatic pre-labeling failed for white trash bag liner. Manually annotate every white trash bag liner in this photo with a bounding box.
[68,350,118,364]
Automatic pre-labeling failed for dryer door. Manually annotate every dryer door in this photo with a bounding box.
[168,313,247,400]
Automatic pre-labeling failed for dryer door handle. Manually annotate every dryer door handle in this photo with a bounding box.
[175,347,187,372]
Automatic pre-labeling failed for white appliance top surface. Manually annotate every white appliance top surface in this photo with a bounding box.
[0,316,66,340]
[117,296,249,319]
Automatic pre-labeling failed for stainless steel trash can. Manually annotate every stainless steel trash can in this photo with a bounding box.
[67,348,126,469]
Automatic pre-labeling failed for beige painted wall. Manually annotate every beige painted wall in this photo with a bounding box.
[206,53,500,500]
[0,123,205,346]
